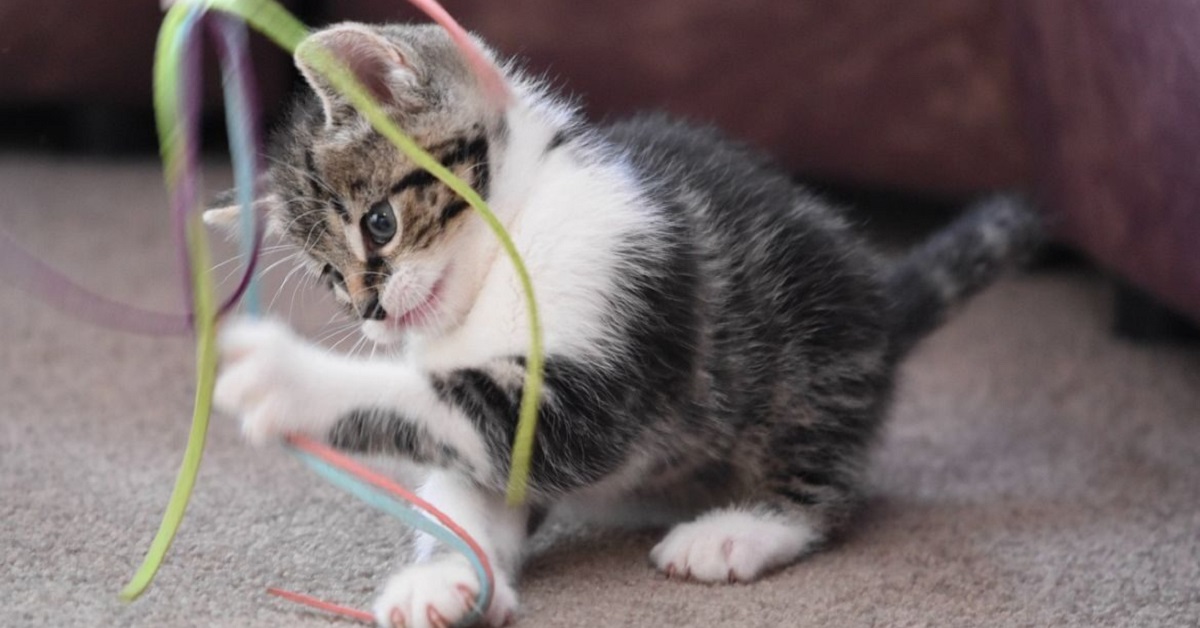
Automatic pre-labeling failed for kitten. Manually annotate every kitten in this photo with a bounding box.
[206,22,1043,628]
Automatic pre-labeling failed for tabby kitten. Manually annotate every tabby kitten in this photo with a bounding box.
[207,22,1043,628]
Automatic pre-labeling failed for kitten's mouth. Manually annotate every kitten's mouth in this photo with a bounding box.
[385,278,444,330]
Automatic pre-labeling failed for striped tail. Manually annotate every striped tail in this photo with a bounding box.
[885,195,1046,359]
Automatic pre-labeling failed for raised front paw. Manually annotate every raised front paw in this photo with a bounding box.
[373,556,517,628]
[213,316,336,445]
[650,509,819,584]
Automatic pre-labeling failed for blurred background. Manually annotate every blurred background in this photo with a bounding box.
[2,0,1198,337]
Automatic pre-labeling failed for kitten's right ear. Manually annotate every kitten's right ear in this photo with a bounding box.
[295,24,419,126]
[203,193,283,240]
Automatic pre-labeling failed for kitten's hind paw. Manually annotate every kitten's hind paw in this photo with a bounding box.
[650,509,820,583]
[374,556,517,628]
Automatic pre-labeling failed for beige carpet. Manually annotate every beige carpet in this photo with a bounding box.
[2,156,1198,627]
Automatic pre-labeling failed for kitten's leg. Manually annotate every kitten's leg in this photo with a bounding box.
[213,317,493,474]
[215,318,514,625]
[374,471,526,628]
[651,410,872,583]
[215,316,633,623]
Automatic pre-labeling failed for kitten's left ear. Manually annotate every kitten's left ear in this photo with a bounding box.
[295,24,420,125]
[203,193,283,240]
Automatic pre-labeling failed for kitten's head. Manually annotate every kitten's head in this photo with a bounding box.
[208,23,510,345]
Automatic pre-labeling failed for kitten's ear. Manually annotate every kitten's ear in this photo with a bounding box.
[295,24,418,125]
[203,193,283,240]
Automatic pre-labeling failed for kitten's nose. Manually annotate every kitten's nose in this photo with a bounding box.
[360,297,387,321]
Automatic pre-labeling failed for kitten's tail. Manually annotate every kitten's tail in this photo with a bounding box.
[884,194,1046,359]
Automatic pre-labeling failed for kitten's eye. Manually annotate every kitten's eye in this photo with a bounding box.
[363,200,397,246]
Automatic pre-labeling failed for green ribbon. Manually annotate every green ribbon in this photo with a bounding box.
[123,0,545,601]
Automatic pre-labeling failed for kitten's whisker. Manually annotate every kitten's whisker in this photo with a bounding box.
[258,252,304,280]
[275,206,333,254]
[287,268,322,322]
[317,309,345,329]
[209,246,289,289]
[263,205,331,257]
[316,322,358,344]
[276,207,326,235]
[210,254,251,274]
[328,328,362,353]
[322,328,354,351]
[316,322,360,345]
[287,271,306,322]
[268,264,307,312]
[301,223,331,255]
[213,250,296,283]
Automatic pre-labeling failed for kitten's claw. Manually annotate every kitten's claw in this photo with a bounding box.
[373,556,517,628]
[455,584,475,608]
[427,606,449,628]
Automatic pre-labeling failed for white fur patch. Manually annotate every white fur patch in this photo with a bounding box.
[416,101,662,372]
[650,509,821,583]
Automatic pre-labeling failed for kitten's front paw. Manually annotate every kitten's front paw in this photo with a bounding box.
[214,317,331,446]
[373,556,517,628]
[650,510,819,584]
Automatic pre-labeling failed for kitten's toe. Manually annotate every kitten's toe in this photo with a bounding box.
[373,556,517,628]
[233,395,289,447]
[214,318,294,408]
[214,337,291,444]
[650,509,820,583]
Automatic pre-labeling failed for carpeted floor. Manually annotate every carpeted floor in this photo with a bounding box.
[2,156,1198,627]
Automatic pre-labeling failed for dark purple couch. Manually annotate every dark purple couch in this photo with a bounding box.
[2,0,1197,324]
